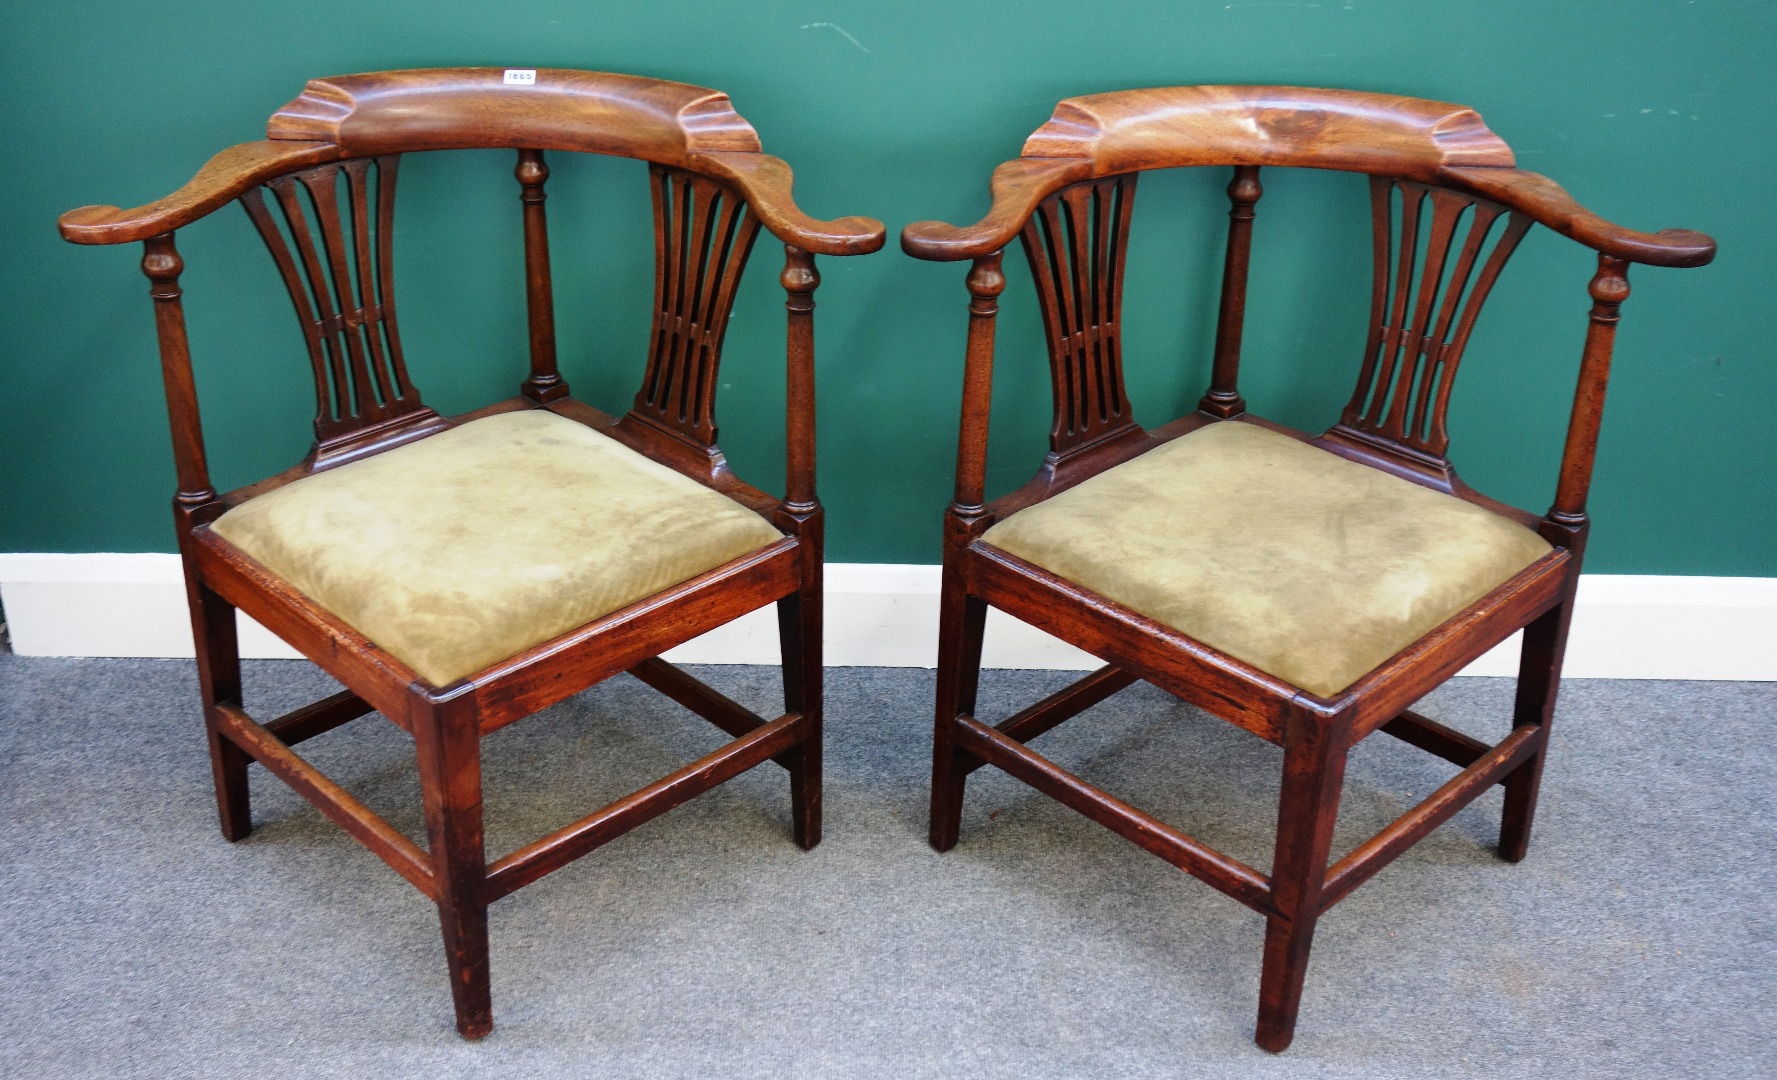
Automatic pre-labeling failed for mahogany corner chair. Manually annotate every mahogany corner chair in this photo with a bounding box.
[901,86,1713,1051]
[59,68,884,1037]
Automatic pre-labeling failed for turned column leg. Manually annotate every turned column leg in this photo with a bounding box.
[1256,713,1348,1053]
[414,691,491,1039]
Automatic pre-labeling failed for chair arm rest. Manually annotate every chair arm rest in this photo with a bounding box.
[59,141,341,245]
[901,158,1089,261]
[694,151,884,256]
[1439,166,1716,268]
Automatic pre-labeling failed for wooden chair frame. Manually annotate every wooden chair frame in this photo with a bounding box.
[901,86,1713,1051]
[60,68,884,1038]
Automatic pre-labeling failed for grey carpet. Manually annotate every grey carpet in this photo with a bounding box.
[0,655,1770,1079]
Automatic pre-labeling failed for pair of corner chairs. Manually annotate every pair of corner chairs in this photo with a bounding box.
[60,68,1714,1050]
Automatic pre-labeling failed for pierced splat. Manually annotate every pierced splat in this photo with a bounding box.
[1019,174,1139,457]
[1336,178,1532,461]
[624,164,763,448]
[240,156,432,460]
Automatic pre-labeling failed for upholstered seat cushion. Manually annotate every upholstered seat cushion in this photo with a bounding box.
[210,410,783,687]
[980,421,1551,697]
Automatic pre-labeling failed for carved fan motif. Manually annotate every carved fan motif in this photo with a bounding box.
[1019,174,1139,455]
[1340,177,1531,457]
[240,156,427,446]
[627,165,763,447]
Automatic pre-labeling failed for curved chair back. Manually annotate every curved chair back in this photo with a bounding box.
[62,67,883,500]
[903,86,1713,533]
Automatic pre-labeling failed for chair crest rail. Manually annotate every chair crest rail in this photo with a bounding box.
[901,86,1714,267]
[59,69,885,256]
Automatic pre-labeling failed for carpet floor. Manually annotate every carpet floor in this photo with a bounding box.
[0,655,1770,1079]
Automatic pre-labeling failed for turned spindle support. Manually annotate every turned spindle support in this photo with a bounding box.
[781,245,820,515]
[516,148,568,402]
[1201,165,1262,418]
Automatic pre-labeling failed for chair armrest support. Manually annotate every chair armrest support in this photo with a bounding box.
[1547,254,1632,531]
[696,152,884,257]
[903,158,1090,263]
[1439,167,1715,268]
[952,253,1008,513]
[140,233,215,506]
[58,141,342,245]
[781,246,821,514]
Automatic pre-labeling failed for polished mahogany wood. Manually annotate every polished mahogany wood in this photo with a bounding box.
[63,68,882,256]
[1336,179,1532,465]
[904,84,1713,1052]
[628,655,797,768]
[960,664,1140,776]
[902,86,1712,266]
[484,710,804,901]
[1020,173,1139,459]
[622,166,763,450]
[1320,723,1541,911]
[516,149,568,403]
[215,701,436,897]
[61,68,883,1040]
[1379,708,1490,767]
[262,688,376,747]
[239,155,435,462]
[1200,165,1261,418]
[953,714,1274,913]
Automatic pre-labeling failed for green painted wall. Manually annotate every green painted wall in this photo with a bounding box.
[4,1,1772,574]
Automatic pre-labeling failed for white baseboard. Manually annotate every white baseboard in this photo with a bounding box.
[1,554,1771,680]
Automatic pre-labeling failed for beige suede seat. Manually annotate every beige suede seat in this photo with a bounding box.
[210,410,784,687]
[980,421,1553,697]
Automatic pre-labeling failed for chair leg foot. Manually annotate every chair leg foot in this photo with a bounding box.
[930,582,985,853]
[1502,597,1570,863]
[416,693,491,1041]
[1254,912,1318,1053]
[929,742,965,852]
[790,714,823,851]
[189,581,250,841]
[777,588,823,852]
[439,897,493,1040]
[1256,714,1346,1053]
[206,725,253,841]
[1498,747,1546,863]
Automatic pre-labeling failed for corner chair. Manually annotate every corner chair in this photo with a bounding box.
[901,85,1713,1051]
[60,67,884,1037]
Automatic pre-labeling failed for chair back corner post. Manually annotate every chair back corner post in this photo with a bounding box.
[1199,164,1263,418]
[780,243,820,519]
[1543,252,1633,554]
[516,148,569,403]
[950,250,1008,541]
[140,232,218,521]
